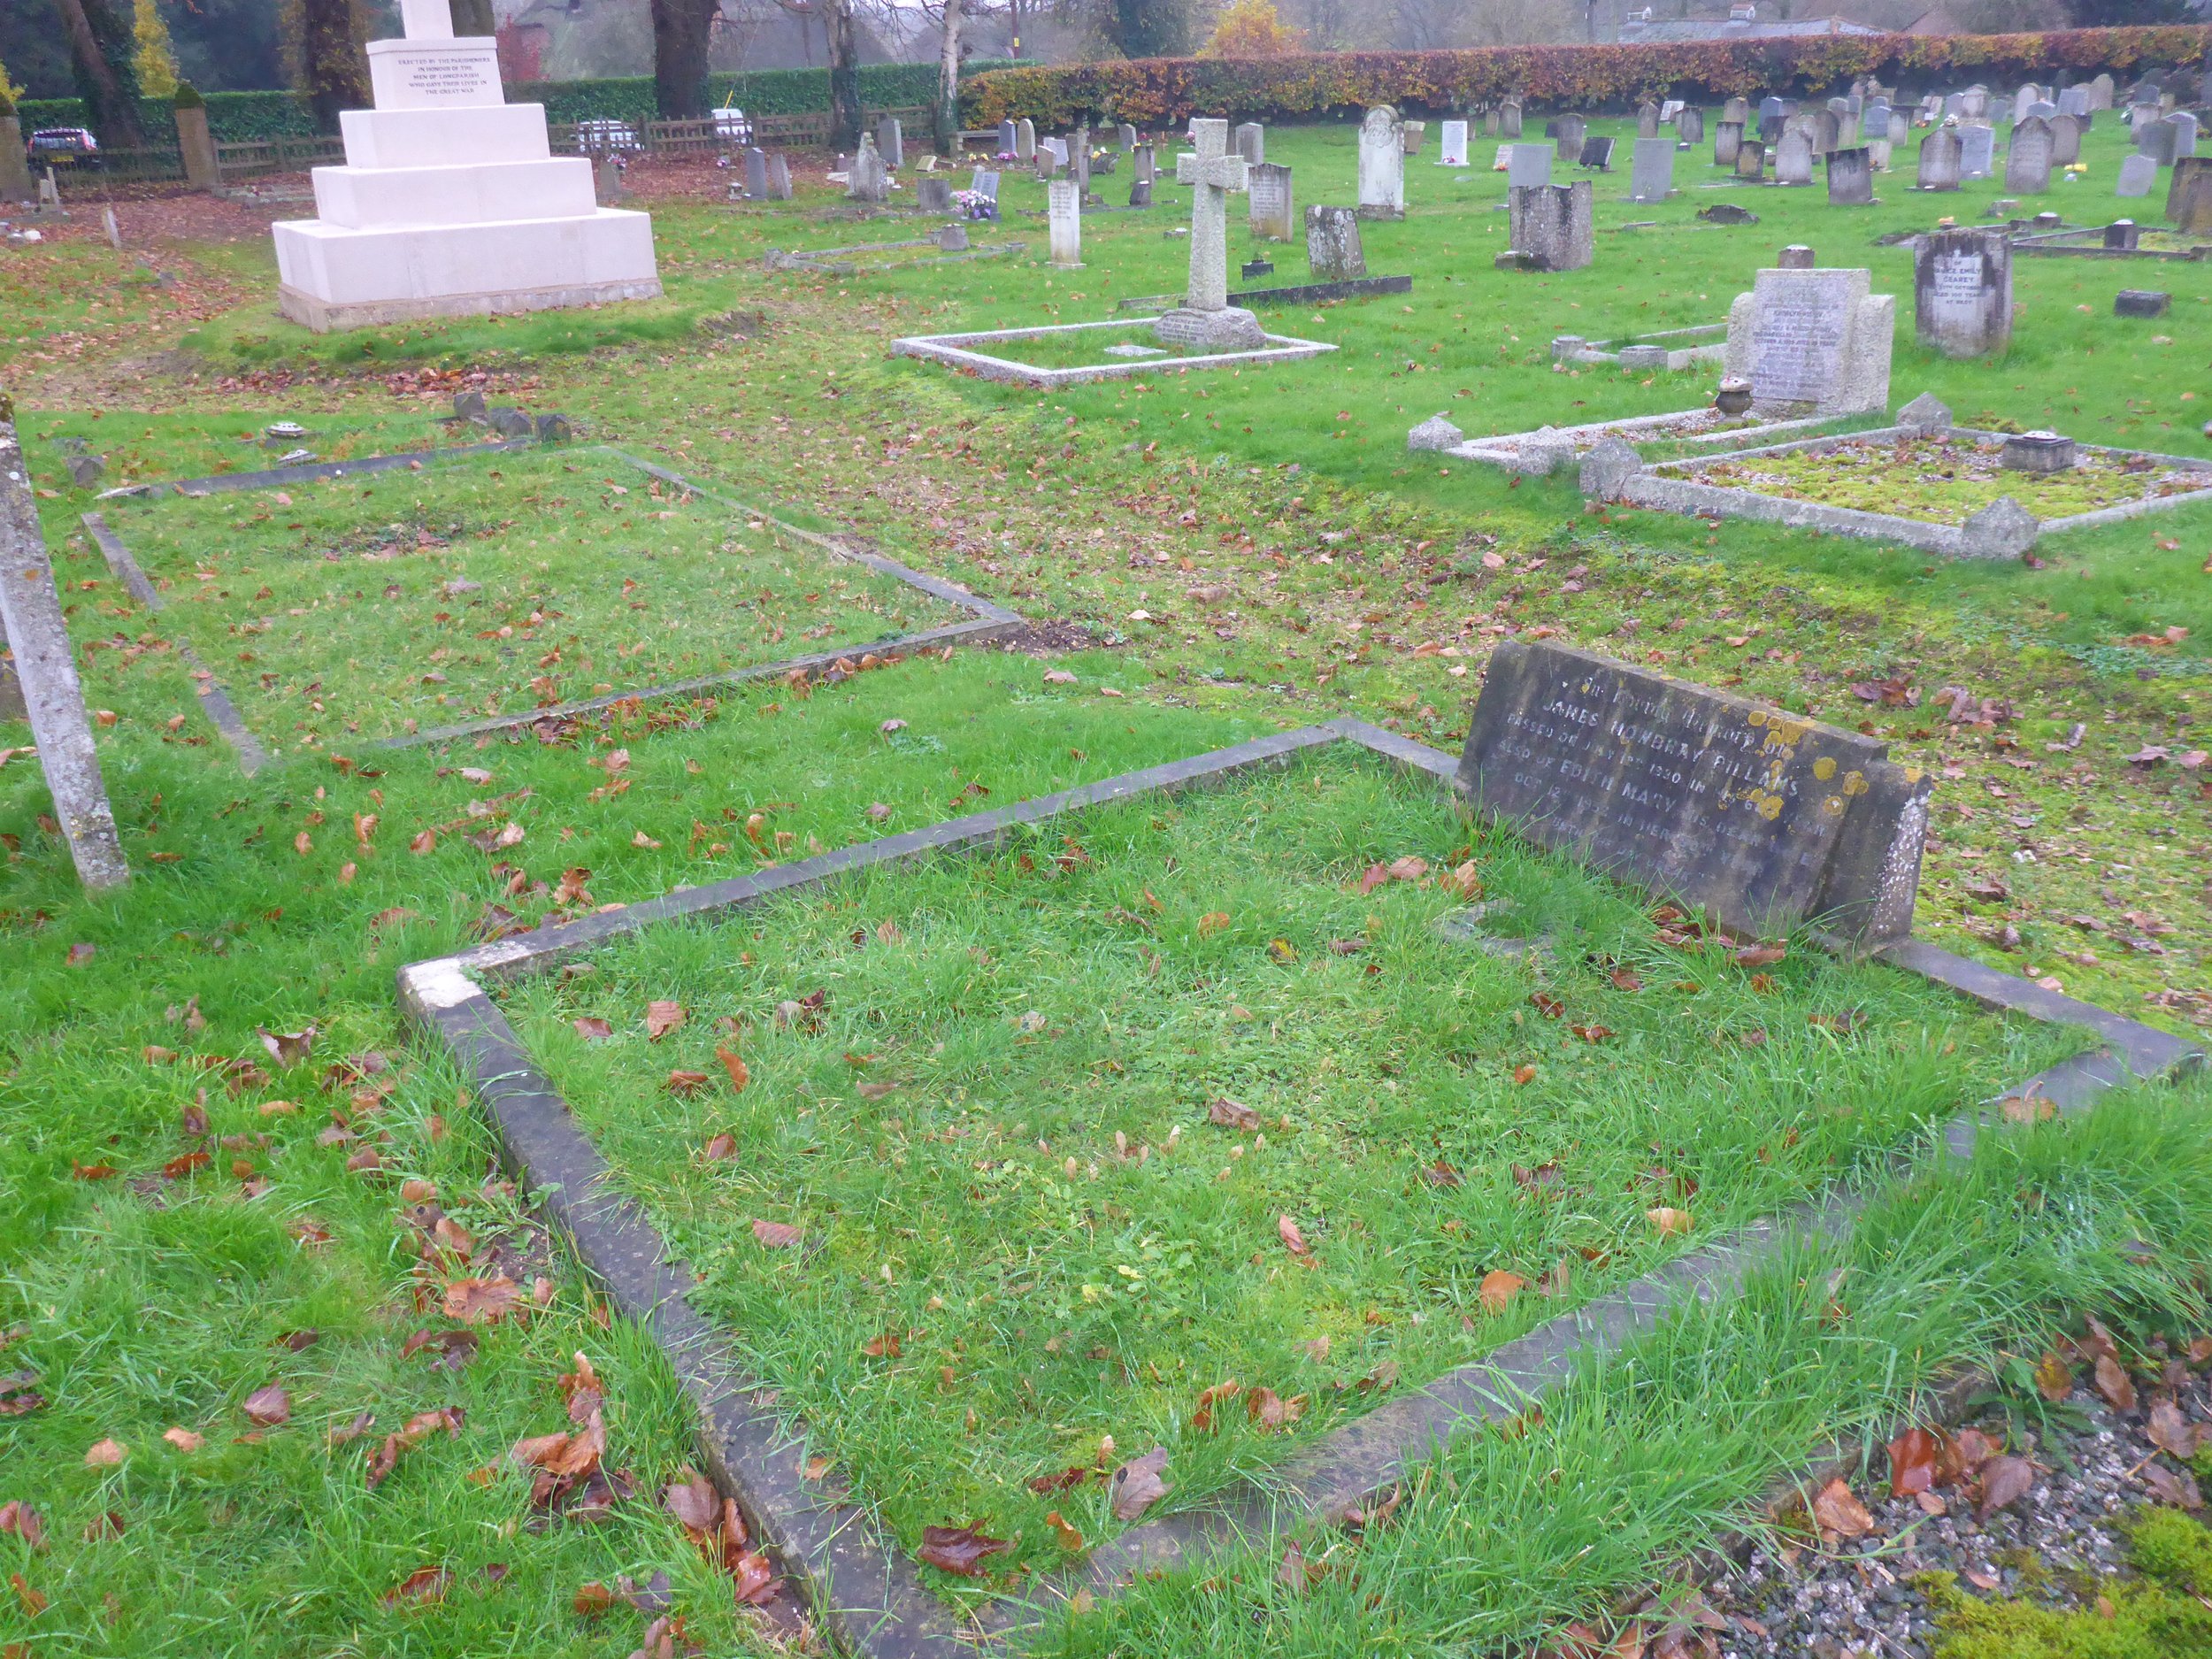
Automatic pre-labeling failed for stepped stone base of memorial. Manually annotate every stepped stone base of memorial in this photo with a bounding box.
[1154,305,1264,350]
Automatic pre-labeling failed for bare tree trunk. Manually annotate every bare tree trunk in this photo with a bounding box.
[933,0,963,157]
[50,0,147,148]
[300,0,369,133]
[826,0,860,152]
[651,0,721,119]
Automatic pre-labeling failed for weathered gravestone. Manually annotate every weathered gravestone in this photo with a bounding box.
[2089,73,2116,111]
[1724,265,1893,414]
[917,176,952,212]
[743,146,768,199]
[2117,154,2156,196]
[1578,134,1615,171]
[1724,96,1751,126]
[1159,119,1262,349]
[1133,144,1156,186]
[765,152,792,200]
[1455,640,1930,943]
[1047,178,1081,267]
[1555,114,1586,164]
[1918,127,1962,190]
[2051,112,2082,166]
[1639,101,1661,138]
[876,116,903,170]
[1678,107,1703,148]
[1305,204,1366,280]
[1118,123,1138,151]
[1778,244,1816,268]
[1508,143,1553,188]
[1775,130,1814,184]
[1814,109,1841,154]
[2138,117,2178,164]
[1500,99,1523,137]
[1827,145,1874,204]
[1959,124,1994,178]
[2172,111,2199,159]
[847,134,888,203]
[1357,106,1405,219]
[1235,122,1264,165]
[1016,119,1035,162]
[0,116,35,205]
[1247,161,1294,240]
[2006,115,2054,192]
[1630,137,1674,202]
[1887,111,1909,148]
[1439,119,1470,165]
[2105,218,2139,249]
[1506,180,1594,273]
[1716,120,1744,166]
[1915,227,2012,357]
[0,419,128,888]
[1736,140,1766,180]
[997,119,1018,155]
[2170,156,2212,234]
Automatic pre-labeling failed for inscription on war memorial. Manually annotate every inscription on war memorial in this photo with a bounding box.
[1457,641,1930,940]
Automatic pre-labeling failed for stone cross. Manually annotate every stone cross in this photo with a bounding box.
[1174,118,1249,312]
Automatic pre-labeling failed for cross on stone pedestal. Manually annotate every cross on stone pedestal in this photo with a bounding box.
[1158,118,1264,351]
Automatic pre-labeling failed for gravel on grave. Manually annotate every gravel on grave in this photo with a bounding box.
[1701,1324,2212,1659]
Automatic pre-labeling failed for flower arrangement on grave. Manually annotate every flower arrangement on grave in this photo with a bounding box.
[953,188,998,221]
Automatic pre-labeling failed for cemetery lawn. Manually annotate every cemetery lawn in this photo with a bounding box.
[498,748,2078,1585]
[80,445,964,745]
[1,111,2208,1655]
[1676,434,2212,525]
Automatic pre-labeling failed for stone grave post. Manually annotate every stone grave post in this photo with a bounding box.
[1356,106,1405,219]
[1918,127,1962,189]
[1506,179,1593,272]
[1629,137,1674,202]
[1827,145,1874,204]
[1305,204,1366,280]
[1248,162,1294,240]
[1159,119,1260,348]
[1723,265,1893,414]
[1778,244,1816,268]
[1234,122,1264,164]
[2170,156,2212,234]
[1046,178,1081,267]
[1554,113,1586,164]
[1915,227,2011,357]
[2104,218,2139,249]
[0,419,128,889]
[1775,129,1814,184]
[1678,106,1703,148]
[2005,115,2054,193]
[1508,143,1553,188]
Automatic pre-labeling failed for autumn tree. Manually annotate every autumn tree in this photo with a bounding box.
[132,0,177,96]
[1201,0,1302,55]
[299,0,369,129]
[50,0,147,146]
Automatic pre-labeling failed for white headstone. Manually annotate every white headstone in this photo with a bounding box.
[1357,106,1405,219]
[1047,177,1081,267]
[1439,119,1470,166]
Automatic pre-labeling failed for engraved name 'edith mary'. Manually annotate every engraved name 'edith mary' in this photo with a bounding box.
[1457,641,1931,941]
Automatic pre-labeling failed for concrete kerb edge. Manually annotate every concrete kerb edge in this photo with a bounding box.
[393,721,2206,1653]
[79,446,1024,763]
[888,319,1338,388]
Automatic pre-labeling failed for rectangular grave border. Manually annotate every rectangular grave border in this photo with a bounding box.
[76,444,1022,768]
[889,317,1336,388]
[1614,422,2212,558]
[1423,405,1852,477]
[396,715,2202,1659]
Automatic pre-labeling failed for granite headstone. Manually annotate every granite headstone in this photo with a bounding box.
[1915,227,2012,357]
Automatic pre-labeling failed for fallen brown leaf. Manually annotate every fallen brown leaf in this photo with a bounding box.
[917,1522,1011,1577]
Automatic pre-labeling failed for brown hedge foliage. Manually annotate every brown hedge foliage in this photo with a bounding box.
[961,27,2212,128]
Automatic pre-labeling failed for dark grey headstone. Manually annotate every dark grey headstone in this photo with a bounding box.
[1455,640,1929,942]
[1578,134,1615,171]
[2170,156,2212,234]
[1698,202,1758,224]
[744,146,768,199]
[65,453,105,488]
[486,407,534,438]
[1825,146,1874,205]
[917,176,952,212]
[455,389,488,422]
[1917,127,1962,191]
[1716,119,1743,166]
[2114,288,2171,317]
[2103,218,2139,249]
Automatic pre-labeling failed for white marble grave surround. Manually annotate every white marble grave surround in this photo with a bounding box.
[273,0,660,331]
[1722,266,1893,415]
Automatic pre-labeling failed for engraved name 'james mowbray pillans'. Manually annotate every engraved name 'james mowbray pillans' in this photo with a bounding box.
[271,0,660,332]
[1456,641,1930,941]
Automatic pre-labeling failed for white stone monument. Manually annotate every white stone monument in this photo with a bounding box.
[1723,266,1893,415]
[1357,105,1405,219]
[1159,119,1263,351]
[1047,178,1081,267]
[1439,119,1471,165]
[272,0,659,331]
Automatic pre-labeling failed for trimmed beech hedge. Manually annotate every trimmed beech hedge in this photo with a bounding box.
[959,27,2212,127]
[19,61,1018,142]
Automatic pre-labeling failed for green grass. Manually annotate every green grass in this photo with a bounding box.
[1922,1507,2212,1657]
[73,446,962,746]
[499,749,2076,1585]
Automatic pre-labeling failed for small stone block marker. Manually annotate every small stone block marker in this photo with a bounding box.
[1914,227,2011,358]
[0,418,128,889]
[2114,289,2170,317]
[1456,641,1930,942]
